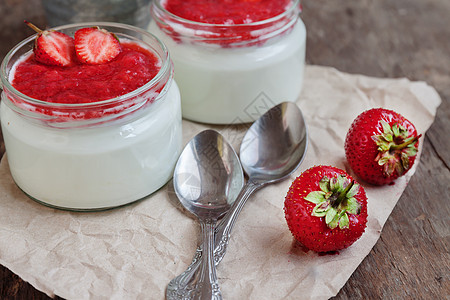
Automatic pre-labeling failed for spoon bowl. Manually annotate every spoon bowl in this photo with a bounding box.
[240,101,308,182]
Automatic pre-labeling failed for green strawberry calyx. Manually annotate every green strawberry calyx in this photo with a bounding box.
[372,121,422,177]
[304,175,361,229]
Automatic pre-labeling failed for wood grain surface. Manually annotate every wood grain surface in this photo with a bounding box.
[0,0,449,299]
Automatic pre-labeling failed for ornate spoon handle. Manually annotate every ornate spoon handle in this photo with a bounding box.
[166,181,260,300]
[213,180,260,264]
[166,248,202,299]
[193,218,222,300]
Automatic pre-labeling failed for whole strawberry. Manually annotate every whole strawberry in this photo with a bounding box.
[284,165,368,253]
[345,108,421,185]
[25,21,75,67]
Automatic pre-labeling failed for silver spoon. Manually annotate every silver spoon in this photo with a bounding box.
[215,101,308,263]
[167,102,308,299]
[170,129,244,300]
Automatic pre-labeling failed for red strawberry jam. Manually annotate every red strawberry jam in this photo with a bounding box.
[163,0,292,24]
[12,42,160,104]
[153,0,300,47]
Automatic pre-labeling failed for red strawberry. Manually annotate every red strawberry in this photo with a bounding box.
[345,108,421,185]
[74,27,122,64]
[284,165,368,253]
[25,21,75,67]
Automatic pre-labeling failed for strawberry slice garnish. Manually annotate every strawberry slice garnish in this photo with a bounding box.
[25,21,75,67]
[74,27,122,64]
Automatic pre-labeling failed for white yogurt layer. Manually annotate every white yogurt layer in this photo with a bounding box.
[148,18,306,124]
[0,82,182,210]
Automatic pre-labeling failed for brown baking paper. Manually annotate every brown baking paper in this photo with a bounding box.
[0,66,442,299]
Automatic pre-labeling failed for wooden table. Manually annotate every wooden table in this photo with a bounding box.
[1,0,448,299]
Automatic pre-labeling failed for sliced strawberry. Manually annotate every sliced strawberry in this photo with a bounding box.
[25,21,75,67]
[74,27,122,64]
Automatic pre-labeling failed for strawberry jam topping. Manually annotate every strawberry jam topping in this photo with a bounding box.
[12,42,160,104]
[155,0,299,47]
[163,0,292,24]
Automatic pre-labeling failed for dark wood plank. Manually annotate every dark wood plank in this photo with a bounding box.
[0,0,449,299]
[300,1,450,299]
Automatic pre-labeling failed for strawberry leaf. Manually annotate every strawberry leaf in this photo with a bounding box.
[347,182,360,198]
[346,197,361,215]
[392,123,400,136]
[339,213,350,229]
[385,133,393,142]
[396,158,405,175]
[404,147,417,156]
[325,207,337,224]
[372,135,384,144]
[401,152,410,169]
[319,176,329,192]
[384,161,395,176]
[330,177,339,191]
[403,136,415,144]
[312,202,329,217]
[328,213,340,229]
[305,191,326,204]
[381,121,392,135]
[337,176,347,191]
[378,155,390,166]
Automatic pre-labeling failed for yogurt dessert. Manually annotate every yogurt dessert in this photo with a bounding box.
[0,22,182,210]
[150,0,306,124]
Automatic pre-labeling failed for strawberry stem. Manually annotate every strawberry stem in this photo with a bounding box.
[24,20,43,34]
[390,134,422,150]
[332,180,355,208]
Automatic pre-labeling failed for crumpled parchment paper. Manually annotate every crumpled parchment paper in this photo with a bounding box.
[0,65,442,299]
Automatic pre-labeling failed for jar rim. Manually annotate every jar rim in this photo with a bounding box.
[0,22,172,109]
[152,0,301,28]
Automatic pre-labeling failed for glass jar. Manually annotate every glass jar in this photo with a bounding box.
[149,0,306,124]
[0,22,182,211]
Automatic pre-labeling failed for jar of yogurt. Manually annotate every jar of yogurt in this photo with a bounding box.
[0,22,182,211]
[149,0,306,124]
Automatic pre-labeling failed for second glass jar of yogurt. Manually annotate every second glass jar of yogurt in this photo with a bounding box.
[150,0,306,124]
[0,22,182,211]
